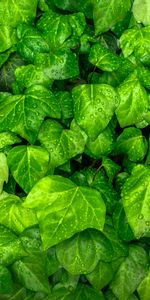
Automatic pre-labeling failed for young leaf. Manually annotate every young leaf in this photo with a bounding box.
[23,175,106,249]
[122,164,150,238]
[72,84,119,140]
[7,145,50,193]
[132,0,150,26]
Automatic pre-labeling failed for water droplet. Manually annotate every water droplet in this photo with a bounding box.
[146,221,150,226]
[138,214,144,220]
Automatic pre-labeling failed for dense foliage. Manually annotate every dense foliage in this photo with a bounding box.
[0,0,150,299]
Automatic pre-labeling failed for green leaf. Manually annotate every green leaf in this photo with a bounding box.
[113,202,135,241]
[138,267,150,300]
[0,193,38,233]
[72,84,119,140]
[0,85,61,143]
[37,10,85,50]
[14,65,53,92]
[20,226,42,255]
[11,255,50,293]
[132,0,150,26]
[92,171,118,214]
[0,0,38,27]
[17,24,49,63]
[122,164,150,238]
[120,26,150,66]
[86,261,114,290]
[102,157,121,183]
[56,230,101,275]
[85,124,114,159]
[23,175,106,249]
[0,53,24,92]
[38,119,87,168]
[54,91,73,120]
[93,0,132,35]
[52,0,93,18]
[7,145,50,193]
[46,247,60,276]
[0,265,13,294]
[116,73,149,127]
[0,153,9,193]
[114,127,148,162]
[0,26,17,52]
[52,268,78,291]
[34,49,79,80]
[0,225,26,265]
[110,245,148,300]
[89,43,121,72]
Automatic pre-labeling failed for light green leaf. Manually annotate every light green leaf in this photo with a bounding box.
[23,175,106,249]
[0,265,13,294]
[0,193,38,233]
[132,0,150,26]
[116,73,149,127]
[0,225,26,265]
[38,119,87,168]
[93,0,132,35]
[138,267,150,300]
[110,245,148,300]
[11,255,50,293]
[72,84,119,140]
[0,26,17,52]
[114,127,148,162]
[0,153,9,193]
[0,85,61,143]
[86,261,114,290]
[89,43,121,72]
[34,49,79,80]
[122,164,150,238]
[7,145,50,193]
[0,0,38,27]
[120,26,150,66]
[85,124,114,159]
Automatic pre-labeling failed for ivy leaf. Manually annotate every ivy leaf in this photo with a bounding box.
[72,84,119,140]
[24,175,106,249]
[0,153,9,193]
[0,85,61,143]
[110,245,148,300]
[138,267,150,300]
[116,73,149,128]
[93,0,132,35]
[11,255,50,293]
[0,225,26,265]
[7,145,50,193]
[114,127,148,162]
[122,164,150,238]
[0,265,13,294]
[132,0,150,26]
[38,119,87,168]
[0,193,38,233]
